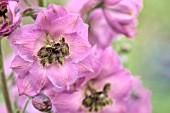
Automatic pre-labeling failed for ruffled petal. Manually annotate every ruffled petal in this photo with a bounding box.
[64,33,91,63]
[8,25,46,61]
[11,55,32,74]
[76,55,93,78]
[17,61,48,96]
[47,59,78,89]
[17,72,39,96]
[51,15,88,41]
[35,4,68,33]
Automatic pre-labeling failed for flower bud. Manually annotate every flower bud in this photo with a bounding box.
[121,44,132,53]
[0,0,21,37]
[32,94,52,112]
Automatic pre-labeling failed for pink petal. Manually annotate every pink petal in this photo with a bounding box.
[17,61,48,96]
[99,46,122,78]
[64,33,91,63]
[89,9,117,48]
[11,55,32,74]
[76,55,94,78]
[8,25,46,61]
[47,60,78,89]
[51,15,88,41]
[93,69,133,100]
[35,4,68,33]
[47,4,68,17]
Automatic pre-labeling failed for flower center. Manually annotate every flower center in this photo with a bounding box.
[37,37,69,66]
[0,3,11,25]
[83,83,113,112]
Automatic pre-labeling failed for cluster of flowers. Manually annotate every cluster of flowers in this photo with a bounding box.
[0,0,151,113]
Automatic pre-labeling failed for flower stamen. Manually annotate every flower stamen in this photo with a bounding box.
[83,83,113,112]
[37,37,70,66]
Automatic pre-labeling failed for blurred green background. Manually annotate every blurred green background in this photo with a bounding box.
[1,0,170,113]
[128,0,170,113]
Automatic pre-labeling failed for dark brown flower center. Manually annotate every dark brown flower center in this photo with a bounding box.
[37,37,69,66]
[83,83,113,112]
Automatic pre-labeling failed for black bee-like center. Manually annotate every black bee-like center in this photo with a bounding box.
[83,83,113,112]
[37,37,69,66]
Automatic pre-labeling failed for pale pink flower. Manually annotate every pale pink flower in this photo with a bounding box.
[45,46,133,113]
[122,77,152,113]
[66,0,143,48]
[0,0,21,36]
[9,4,92,96]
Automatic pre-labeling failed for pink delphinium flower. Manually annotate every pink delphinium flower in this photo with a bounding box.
[45,46,133,113]
[66,0,143,48]
[0,0,21,36]
[122,77,152,113]
[9,4,92,96]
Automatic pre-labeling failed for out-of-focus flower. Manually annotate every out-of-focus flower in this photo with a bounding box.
[122,77,152,113]
[9,4,92,96]
[66,0,143,48]
[19,0,38,11]
[45,46,134,113]
[0,0,21,37]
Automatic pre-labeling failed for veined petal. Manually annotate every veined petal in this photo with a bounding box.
[11,55,32,74]
[64,33,91,63]
[8,25,46,61]
[76,55,93,78]
[51,15,88,41]
[17,61,48,96]
[36,4,68,33]
[47,60,78,89]
[17,72,42,96]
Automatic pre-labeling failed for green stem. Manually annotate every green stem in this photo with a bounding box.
[21,97,30,113]
[0,39,13,113]
[6,72,14,81]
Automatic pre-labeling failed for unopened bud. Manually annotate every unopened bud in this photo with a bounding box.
[32,94,52,112]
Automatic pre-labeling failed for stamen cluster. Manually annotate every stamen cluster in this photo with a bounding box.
[37,37,69,66]
[83,83,112,112]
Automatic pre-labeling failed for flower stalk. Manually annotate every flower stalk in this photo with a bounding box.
[0,39,13,113]
[21,97,31,113]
